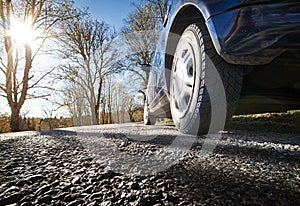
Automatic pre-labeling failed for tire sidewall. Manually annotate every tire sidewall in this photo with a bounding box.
[170,25,210,134]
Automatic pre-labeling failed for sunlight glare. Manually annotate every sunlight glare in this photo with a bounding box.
[10,18,40,47]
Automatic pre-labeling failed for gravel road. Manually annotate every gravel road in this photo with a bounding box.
[0,123,299,205]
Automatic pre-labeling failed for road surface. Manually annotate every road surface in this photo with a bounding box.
[0,123,299,205]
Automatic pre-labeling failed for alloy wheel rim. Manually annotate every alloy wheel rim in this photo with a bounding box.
[171,40,196,118]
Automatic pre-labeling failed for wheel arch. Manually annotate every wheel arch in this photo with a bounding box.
[165,4,214,91]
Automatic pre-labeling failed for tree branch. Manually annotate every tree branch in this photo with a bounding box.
[28,67,55,89]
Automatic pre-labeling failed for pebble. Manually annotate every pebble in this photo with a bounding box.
[129,182,141,190]
[25,174,45,183]
[71,176,81,185]
[1,192,24,205]
[34,185,51,196]
[36,195,52,204]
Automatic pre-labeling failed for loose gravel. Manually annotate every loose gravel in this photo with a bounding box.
[0,124,299,205]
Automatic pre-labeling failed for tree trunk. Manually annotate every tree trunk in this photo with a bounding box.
[107,77,112,124]
[128,98,134,122]
[95,77,103,124]
[10,106,21,132]
[101,97,106,124]
[116,93,119,123]
[129,112,134,122]
[90,101,98,125]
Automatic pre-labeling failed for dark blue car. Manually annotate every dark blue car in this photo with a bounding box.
[144,0,300,134]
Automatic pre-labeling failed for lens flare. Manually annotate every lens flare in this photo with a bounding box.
[9,18,41,47]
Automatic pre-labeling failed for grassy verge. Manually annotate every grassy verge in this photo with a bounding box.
[156,111,300,134]
[227,110,300,134]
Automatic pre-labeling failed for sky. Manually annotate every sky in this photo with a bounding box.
[75,0,135,29]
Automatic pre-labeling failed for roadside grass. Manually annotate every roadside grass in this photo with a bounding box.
[156,111,300,134]
[156,118,174,126]
[227,110,300,134]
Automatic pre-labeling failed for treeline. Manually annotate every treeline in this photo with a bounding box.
[0,115,73,133]
[0,107,143,133]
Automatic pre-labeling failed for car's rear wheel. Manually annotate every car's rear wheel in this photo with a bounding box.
[170,23,243,135]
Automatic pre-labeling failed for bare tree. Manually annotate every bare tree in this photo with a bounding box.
[41,102,58,130]
[56,81,91,126]
[106,74,113,124]
[121,1,163,87]
[57,12,119,125]
[144,0,173,25]
[0,0,74,131]
[109,73,144,123]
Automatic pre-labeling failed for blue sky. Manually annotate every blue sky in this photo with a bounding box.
[75,0,135,29]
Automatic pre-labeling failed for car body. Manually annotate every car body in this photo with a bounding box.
[144,0,300,134]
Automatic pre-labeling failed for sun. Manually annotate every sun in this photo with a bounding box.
[10,18,40,47]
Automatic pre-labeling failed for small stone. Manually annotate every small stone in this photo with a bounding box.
[63,194,74,202]
[20,202,33,206]
[1,192,24,205]
[19,194,35,203]
[3,162,15,169]
[87,201,97,206]
[120,192,126,199]
[71,176,81,185]
[100,200,111,206]
[54,192,66,201]
[166,194,179,204]
[3,186,20,194]
[137,195,157,205]
[157,182,168,189]
[74,168,85,174]
[50,180,60,187]
[90,192,103,200]
[129,182,141,190]
[25,174,45,183]
[84,185,94,194]
[37,195,52,204]
[127,194,137,202]
[66,200,79,206]
[117,182,124,189]
[115,199,125,205]
[100,170,120,179]
[43,189,58,197]
[62,184,72,192]
[16,179,30,187]
[34,184,51,196]
[89,177,98,183]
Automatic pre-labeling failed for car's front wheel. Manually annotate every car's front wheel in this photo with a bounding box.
[170,23,243,135]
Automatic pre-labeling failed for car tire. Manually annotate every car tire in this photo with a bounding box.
[144,104,156,125]
[170,23,243,135]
